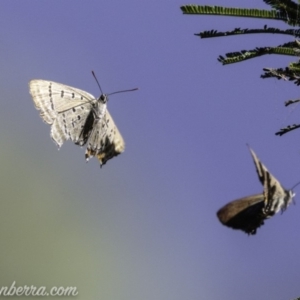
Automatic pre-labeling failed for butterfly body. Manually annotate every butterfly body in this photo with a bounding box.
[29,80,125,166]
[217,147,295,235]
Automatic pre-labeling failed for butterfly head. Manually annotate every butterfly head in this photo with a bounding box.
[287,189,295,206]
[290,190,296,200]
[99,94,108,104]
[287,180,300,208]
[289,190,296,206]
[92,71,137,105]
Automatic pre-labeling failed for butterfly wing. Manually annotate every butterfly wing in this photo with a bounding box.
[85,109,125,166]
[217,194,266,235]
[248,146,294,215]
[29,80,95,147]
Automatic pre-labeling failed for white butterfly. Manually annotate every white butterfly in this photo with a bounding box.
[217,146,295,235]
[29,79,136,166]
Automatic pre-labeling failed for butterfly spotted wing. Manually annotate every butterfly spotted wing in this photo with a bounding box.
[217,147,295,235]
[29,80,125,166]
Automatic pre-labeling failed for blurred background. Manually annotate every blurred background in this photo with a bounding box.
[1,0,300,299]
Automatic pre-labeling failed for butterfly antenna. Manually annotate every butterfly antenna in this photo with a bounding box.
[291,180,300,191]
[92,71,104,95]
[108,88,138,96]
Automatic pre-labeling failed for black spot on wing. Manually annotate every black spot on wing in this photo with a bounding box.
[47,83,55,110]
[75,110,94,146]
[98,136,121,166]
[50,97,54,110]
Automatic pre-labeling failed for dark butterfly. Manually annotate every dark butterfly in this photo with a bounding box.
[217,146,295,235]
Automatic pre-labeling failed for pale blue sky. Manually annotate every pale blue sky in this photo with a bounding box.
[1,1,300,299]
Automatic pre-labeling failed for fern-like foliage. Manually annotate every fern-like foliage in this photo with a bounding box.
[218,41,300,64]
[197,26,300,38]
[261,66,300,85]
[218,45,300,65]
[264,0,300,26]
[289,60,300,71]
[181,0,300,135]
[285,99,300,106]
[275,124,300,135]
[181,5,286,21]
[181,2,300,25]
